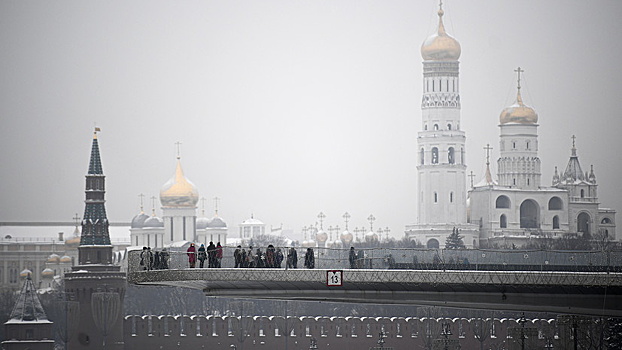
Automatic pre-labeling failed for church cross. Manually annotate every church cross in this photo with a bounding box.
[571,135,576,149]
[73,213,81,226]
[484,144,493,166]
[514,67,524,91]
[200,197,207,215]
[317,212,326,230]
[342,212,351,230]
[175,141,182,159]
[150,196,157,215]
[468,171,476,188]
[138,193,145,212]
[213,196,220,215]
[367,214,376,231]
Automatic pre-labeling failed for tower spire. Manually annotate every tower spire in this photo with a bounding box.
[79,129,113,265]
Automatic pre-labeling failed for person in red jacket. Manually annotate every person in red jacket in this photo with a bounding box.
[187,243,197,268]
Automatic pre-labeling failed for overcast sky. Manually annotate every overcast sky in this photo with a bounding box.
[1,0,621,240]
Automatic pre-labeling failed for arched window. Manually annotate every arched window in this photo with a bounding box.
[601,217,612,224]
[520,199,540,228]
[512,142,516,149]
[420,148,425,165]
[427,239,439,249]
[461,147,464,164]
[424,124,428,130]
[448,147,455,164]
[447,123,452,130]
[433,124,439,131]
[434,192,438,203]
[580,189,585,198]
[577,212,590,235]
[495,195,511,209]
[431,147,439,164]
[450,192,454,203]
[526,141,530,150]
[553,215,560,229]
[500,214,507,228]
[548,197,563,210]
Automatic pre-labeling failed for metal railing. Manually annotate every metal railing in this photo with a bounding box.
[127,247,622,274]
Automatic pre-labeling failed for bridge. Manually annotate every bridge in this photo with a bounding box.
[126,247,622,317]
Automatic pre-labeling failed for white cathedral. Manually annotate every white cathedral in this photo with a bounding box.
[405,4,617,249]
[129,156,228,248]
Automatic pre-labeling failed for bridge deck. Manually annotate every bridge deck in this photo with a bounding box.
[128,268,622,317]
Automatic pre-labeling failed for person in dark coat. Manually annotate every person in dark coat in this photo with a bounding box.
[207,241,216,268]
[197,244,207,268]
[287,247,298,269]
[187,243,197,268]
[160,248,169,269]
[215,242,223,268]
[304,248,315,269]
[349,247,357,269]
[234,245,243,268]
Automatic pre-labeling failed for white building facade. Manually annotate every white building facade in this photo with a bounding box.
[405,4,478,248]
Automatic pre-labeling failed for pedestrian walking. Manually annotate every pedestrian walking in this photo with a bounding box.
[215,242,223,268]
[197,244,207,268]
[304,248,315,269]
[187,243,197,268]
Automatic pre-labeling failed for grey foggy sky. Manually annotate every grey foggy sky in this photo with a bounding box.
[1,1,621,240]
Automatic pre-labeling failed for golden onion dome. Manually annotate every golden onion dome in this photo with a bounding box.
[20,269,32,278]
[315,230,328,243]
[160,159,199,208]
[421,7,461,61]
[500,90,538,124]
[340,230,353,244]
[60,255,72,263]
[47,254,60,263]
[41,268,54,278]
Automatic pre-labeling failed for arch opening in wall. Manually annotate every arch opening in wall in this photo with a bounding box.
[601,217,612,224]
[433,124,439,131]
[426,239,439,249]
[580,189,585,198]
[434,192,438,203]
[577,212,591,236]
[432,147,439,164]
[495,195,511,209]
[548,197,563,210]
[448,147,455,164]
[553,215,560,229]
[447,123,452,130]
[500,214,507,228]
[450,192,454,203]
[519,199,540,229]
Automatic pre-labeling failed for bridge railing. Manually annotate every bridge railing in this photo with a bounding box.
[127,246,622,274]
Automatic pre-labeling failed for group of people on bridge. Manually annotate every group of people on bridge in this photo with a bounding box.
[186,242,223,268]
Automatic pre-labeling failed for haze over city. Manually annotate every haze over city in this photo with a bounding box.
[1,0,621,240]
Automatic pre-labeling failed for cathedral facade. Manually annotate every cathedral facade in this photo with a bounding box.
[129,156,228,248]
[407,4,617,249]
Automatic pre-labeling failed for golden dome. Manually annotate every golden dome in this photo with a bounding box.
[41,268,55,277]
[60,255,72,263]
[160,159,199,208]
[500,90,538,124]
[47,254,60,263]
[421,7,461,61]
